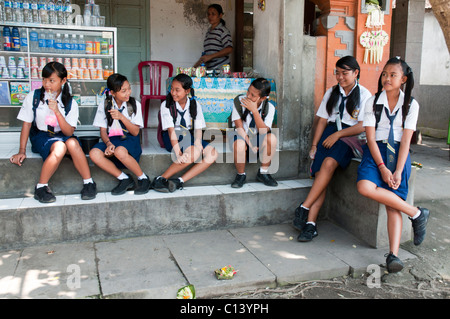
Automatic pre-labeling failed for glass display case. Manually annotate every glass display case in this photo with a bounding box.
[0,22,117,131]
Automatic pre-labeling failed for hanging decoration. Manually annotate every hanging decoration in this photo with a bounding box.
[258,0,266,11]
[360,0,388,64]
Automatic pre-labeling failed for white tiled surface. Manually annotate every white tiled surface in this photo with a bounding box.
[0,179,312,211]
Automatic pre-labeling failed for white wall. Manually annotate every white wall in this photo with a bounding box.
[420,11,450,86]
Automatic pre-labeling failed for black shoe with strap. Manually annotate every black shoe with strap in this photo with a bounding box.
[135,176,151,195]
[111,176,135,195]
[410,207,430,246]
[153,176,176,193]
[297,223,318,242]
[256,170,278,187]
[169,178,184,190]
[34,186,56,203]
[231,174,246,188]
[385,252,404,273]
[81,182,97,200]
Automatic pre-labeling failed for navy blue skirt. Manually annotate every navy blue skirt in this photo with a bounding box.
[310,124,353,177]
[162,130,209,153]
[357,142,411,200]
[30,131,80,161]
[92,133,142,169]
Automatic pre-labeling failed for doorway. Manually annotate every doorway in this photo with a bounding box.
[235,0,254,72]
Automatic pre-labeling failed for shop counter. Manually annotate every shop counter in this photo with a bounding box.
[167,77,277,129]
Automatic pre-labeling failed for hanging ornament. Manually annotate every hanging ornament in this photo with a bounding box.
[258,0,266,11]
[365,2,384,28]
[360,30,389,64]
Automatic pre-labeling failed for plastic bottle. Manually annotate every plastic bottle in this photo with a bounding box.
[46,31,54,53]
[20,28,28,52]
[38,0,48,24]
[54,32,62,53]
[11,26,20,51]
[78,34,85,53]
[70,33,77,54]
[2,26,11,51]
[0,0,5,22]
[4,0,13,21]
[63,33,70,54]
[55,0,63,25]
[38,30,46,53]
[63,0,70,25]
[14,0,24,23]
[30,0,38,23]
[47,0,55,24]
[22,0,32,22]
[29,27,38,51]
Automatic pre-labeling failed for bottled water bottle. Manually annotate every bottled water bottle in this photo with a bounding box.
[64,0,71,24]
[19,28,28,52]
[46,31,54,53]
[47,0,56,24]
[0,0,5,22]
[38,30,46,53]
[70,33,77,54]
[63,33,70,53]
[54,32,62,53]
[22,0,32,23]
[30,0,39,23]
[4,0,13,22]
[29,28,39,52]
[38,0,48,24]
[78,34,85,53]
[14,0,24,23]
[55,0,63,25]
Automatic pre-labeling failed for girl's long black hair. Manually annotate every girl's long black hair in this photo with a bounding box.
[165,74,197,124]
[325,55,361,117]
[374,57,414,125]
[104,73,137,127]
[40,61,72,108]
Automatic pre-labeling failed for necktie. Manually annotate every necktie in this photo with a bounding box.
[249,113,256,128]
[178,109,187,129]
[339,94,347,120]
[384,108,399,172]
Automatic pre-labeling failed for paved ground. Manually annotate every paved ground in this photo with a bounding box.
[0,136,448,301]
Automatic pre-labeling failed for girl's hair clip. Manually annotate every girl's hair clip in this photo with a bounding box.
[102,88,111,95]
[190,95,197,100]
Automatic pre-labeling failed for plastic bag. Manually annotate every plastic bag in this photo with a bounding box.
[109,119,124,137]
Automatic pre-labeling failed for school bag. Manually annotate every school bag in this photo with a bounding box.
[157,99,197,148]
[227,94,270,129]
[29,88,72,138]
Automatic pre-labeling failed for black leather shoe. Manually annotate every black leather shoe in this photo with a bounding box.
[34,186,56,203]
[111,176,135,195]
[169,178,184,190]
[231,174,246,188]
[153,176,176,193]
[135,176,151,195]
[293,203,309,232]
[297,223,318,242]
[410,207,430,246]
[256,170,278,187]
[385,252,404,273]
[81,182,97,200]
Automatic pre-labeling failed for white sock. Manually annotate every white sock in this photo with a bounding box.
[411,210,421,220]
[36,183,48,189]
[238,172,246,175]
[83,178,93,184]
[260,167,269,174]
[301,204,310,210]
[178,177,184,183]
[137,173,148,180]
[306,221,316,226]
[117,172,128,180]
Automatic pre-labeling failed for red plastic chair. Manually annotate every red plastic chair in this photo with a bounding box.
[138,61,174,128]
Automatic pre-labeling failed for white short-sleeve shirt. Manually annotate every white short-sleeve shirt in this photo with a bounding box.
[363,90,419,142]
[93,98,143,129]
[316,83,372,126]
[231,95,276,133]
[17,89,79,132]
[160,99,206,131]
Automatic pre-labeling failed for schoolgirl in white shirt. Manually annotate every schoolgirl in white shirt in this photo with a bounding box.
[293,56,371,242]
[10,62,97,203]
[357,57,430,273]
[89,73,150,195]
[153,74,218,192]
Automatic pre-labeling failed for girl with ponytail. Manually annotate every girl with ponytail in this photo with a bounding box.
[11,61,97,203]
[357,57,430,273]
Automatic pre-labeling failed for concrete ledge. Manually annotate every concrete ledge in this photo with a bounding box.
[324,160,415,248]
[0,179,312,250]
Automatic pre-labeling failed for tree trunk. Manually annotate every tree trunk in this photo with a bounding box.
[429,0,450,53]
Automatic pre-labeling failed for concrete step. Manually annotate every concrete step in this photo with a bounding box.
[0,130,301,199]
[0,179,313,250]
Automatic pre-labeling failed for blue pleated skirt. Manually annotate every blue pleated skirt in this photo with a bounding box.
[92,133,142,169]
[357,142,411,200]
